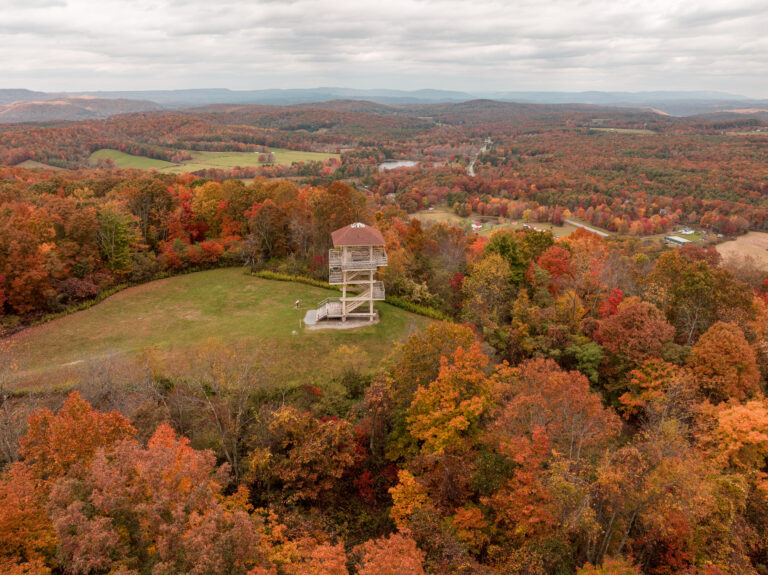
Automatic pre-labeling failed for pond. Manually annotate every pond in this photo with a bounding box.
[378,160,418,172]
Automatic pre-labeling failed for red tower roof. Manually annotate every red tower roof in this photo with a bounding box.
[331,222,385,247]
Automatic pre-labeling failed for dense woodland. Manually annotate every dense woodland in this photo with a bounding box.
[2,100,767,232]
[2,102,768,574]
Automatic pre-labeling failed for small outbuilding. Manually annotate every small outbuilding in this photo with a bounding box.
[664,235,692,247]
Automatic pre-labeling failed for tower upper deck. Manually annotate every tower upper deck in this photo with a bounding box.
[331,222,385,247]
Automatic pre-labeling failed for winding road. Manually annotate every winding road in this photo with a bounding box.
[468,137,493,176]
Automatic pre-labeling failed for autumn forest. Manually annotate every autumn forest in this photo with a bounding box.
[2,99,768,575]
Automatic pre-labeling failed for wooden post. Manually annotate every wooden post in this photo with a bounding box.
[369,274,374,321]
[342,276,347,322]
[369,246,374,321]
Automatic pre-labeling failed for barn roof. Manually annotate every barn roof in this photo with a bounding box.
[331,222,385,247]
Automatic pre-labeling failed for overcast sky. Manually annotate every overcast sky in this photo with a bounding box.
[2,0,767,96]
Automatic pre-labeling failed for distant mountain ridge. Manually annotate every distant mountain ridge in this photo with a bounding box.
[72,87,476,107]
[0,96,164,123]
[0,87,766,122]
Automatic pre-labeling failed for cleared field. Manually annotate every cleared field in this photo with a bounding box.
[411,208,580,238]
[89,149,176,169]
[410,208,465,225]
[716,232,768,271]
[88,148,339,173]
[6,268,430,391]
[499,221,581,238]
[15,160,68,171]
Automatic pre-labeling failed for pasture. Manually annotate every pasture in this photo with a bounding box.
[88,147,339,173]
[6,268,430,391]
[15,160,68,171]
[88,149,175,169]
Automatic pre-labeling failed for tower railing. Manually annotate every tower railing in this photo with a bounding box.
[328,247,387,271]
[315,240,387,323]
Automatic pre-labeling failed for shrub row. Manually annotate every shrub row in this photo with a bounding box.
[251,270,453,322]
[250,270,340,291]
[385,295,454,322]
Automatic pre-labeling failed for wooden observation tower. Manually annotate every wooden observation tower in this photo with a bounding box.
[312,222,387,323]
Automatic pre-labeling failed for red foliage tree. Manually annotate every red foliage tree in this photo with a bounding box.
[594,298,675,366]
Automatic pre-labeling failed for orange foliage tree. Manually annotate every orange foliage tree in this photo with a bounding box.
[19,391,135,482]
[688,322,761,404]
[48,423,263,575]
[352,532,426,575]
[0,463,57,574]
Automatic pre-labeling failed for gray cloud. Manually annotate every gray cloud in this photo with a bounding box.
[0,0,766,96]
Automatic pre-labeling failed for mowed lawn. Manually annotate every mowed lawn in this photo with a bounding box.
[88,148,339,173]
[7,268,430,390]
[15,160,69,171]
[88,149,176,169]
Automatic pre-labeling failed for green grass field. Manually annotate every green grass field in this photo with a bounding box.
[15,160,68,171]
[410,208,465,225]
[7,268,430,391]
[88,148,339,173]
[88,149,176,170]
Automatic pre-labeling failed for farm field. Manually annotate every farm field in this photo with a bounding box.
[88,149,175,169]
[14,159,68,170]
[410,207,465,225]
[716,231,768,271]
[6,268,430,391]
[88,147,339,173]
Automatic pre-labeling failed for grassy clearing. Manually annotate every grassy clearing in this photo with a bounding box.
[88,149,176,170]
[496,221,581,238]
[646,228,709,246]
[7,268,430,391]
[674,230,705,243]
[410,208,580,238]
[410,208,465,225]
[15,160,68,171]
[88,148,339,173]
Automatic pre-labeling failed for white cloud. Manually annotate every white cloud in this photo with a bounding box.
[0,0,766,95]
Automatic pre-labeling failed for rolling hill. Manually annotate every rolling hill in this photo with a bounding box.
[0,96,164,123]
[7,268,430,391]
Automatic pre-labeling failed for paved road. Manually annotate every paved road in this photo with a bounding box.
[564,219,610,237]
[468,137,492,176]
